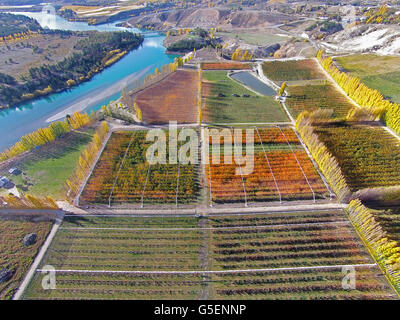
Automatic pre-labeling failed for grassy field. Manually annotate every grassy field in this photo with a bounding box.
[262,59,326,82]
[80,130,199,207]
[0,216,52,300]
[217,31,288,46]
[335,54,400,103]
[314,124,400,191]
[0,128,94,199]
[23,212,396,300]
[202,71,288,123]
[286,83,355,118]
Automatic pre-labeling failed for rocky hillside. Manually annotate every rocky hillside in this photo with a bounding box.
[324,24,400,55]
[124,7,297,30]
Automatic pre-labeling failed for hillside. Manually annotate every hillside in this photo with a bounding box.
[0,15,144,109]
[0,12,41,37]
[123,7,298,30]
[324,24,400,55]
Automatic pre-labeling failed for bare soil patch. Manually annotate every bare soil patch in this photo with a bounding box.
[135,69,199,124]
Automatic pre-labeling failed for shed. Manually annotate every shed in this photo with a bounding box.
[8,168,21,175]
[0,176,14,189]
[0,176,9,188]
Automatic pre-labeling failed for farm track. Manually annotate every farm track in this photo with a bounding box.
[59,220,350,231]
[13,211,64,300]
[35,264,377,275]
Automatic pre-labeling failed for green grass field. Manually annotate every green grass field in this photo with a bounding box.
[335,54,400,103]
[0,129,94,199]
[202,71,288,123]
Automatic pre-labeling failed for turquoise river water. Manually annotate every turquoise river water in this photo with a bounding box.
[0,12,176,151]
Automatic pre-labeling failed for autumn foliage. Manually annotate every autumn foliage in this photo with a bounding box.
[347,199,400,293]
[80,130,198,206]
[0,112,91,163]
[317,50,400,134]
[66,121,109,197]
[206,128,328,203]
[201,62,252,70]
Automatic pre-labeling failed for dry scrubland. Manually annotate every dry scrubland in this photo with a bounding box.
[0,34,80,79]
[134,69,199,124]
[23,212,396,300]
[206,127,328,204]
[216,31,288,46]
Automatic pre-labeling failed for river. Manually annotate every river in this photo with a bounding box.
[0,12,176,151]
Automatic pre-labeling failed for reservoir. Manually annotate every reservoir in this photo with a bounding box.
[230,71,276,96]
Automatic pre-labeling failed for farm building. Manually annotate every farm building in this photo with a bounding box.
[8,168,21,175]
[0,176,13,189]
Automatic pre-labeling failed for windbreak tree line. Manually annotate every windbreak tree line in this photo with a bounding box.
[317,50,400,135]
[0,112,91,162]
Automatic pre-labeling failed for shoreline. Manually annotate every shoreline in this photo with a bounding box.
[0,37,144,112]
[45,65,153,122]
